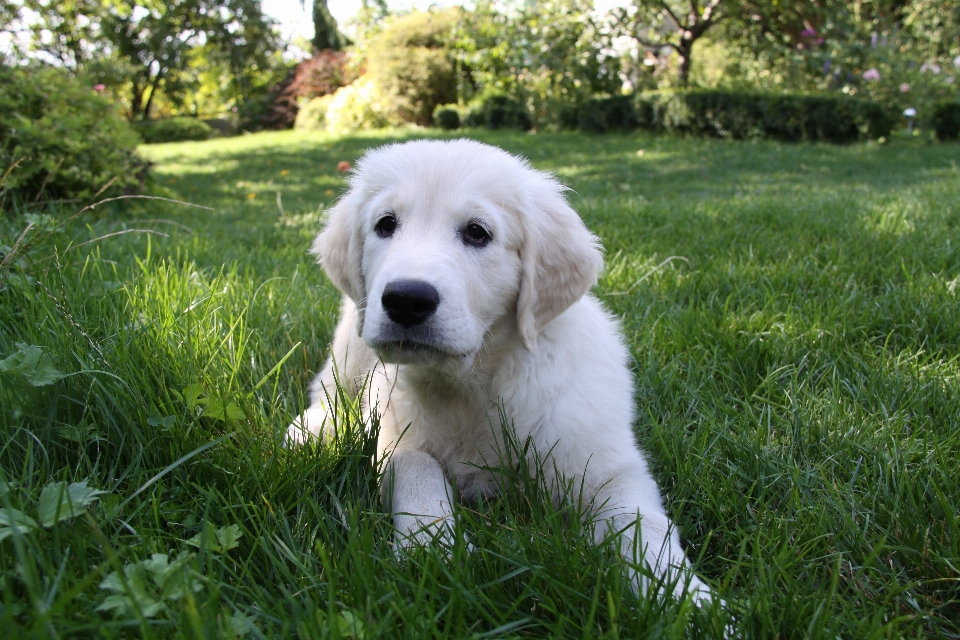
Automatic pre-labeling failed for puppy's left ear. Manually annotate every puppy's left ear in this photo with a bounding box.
[517,182,603,351]
[311,190,365,306]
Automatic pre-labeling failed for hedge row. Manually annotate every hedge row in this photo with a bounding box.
[134,117,217,144]
[931,101,960,141]
[581,91,897,143]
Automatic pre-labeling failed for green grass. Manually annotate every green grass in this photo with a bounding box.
[1,128,959,638]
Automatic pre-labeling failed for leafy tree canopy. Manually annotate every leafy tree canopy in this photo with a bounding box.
[19,0,280,121]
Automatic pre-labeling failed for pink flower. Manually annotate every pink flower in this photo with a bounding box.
[899,83,911,92]
[862,68,880,81]
[920,62,942,74]
[801,28,817,38]
[93,84,105,93]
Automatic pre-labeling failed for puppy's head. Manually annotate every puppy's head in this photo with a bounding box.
[312,139,602,367]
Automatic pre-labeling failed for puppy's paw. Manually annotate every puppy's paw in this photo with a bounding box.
[392,515,471,558]
[284,404,329,447]
[679,574,715,607]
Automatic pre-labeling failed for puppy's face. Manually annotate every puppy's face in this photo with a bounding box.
[313,139,603,370]
[358,179,523,367]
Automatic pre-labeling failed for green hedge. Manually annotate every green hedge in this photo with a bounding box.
[576,90,895,143]
[577,95,637,133]
[464,96,532,131]
[134,117,217,144]
[432,105,461,130]
[0,64,145,201]
[931,102,960,141]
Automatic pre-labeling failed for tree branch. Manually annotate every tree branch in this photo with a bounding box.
[633,30,680,52]
[657,1,685,29]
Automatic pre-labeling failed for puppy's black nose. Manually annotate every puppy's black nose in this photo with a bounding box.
[381,280,439,327]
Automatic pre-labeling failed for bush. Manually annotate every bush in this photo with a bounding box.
[294,95,335,131]
[577,95,637,133]
[0,64,145,201]
[931,102,960,142]
[636,91,895,143]
[367,10,459,126]
[324,79,390,134]
[288,50,351,101]
[135,117,216,144]
[432,105,460,130]
[464,96,532,131]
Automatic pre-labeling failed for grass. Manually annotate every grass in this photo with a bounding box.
[1,127,959,638]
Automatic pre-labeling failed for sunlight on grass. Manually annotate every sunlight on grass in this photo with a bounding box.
[1,129,958,637]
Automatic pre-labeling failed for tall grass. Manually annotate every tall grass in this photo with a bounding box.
[1,129,958,637]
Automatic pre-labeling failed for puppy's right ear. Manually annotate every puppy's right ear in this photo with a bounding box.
[310,192,365,305]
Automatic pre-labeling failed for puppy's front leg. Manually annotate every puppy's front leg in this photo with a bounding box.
[594,473,712,605]
[286,298,373,445]
[382,448,455,549]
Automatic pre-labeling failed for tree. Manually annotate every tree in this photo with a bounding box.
[612,0,728,85]
[311,0,347,51]
[20,0,280,121]
[457,0,622,124]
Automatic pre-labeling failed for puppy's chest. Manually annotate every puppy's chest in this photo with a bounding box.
[385,375,522,486]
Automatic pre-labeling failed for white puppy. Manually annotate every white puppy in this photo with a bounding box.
[287,139,711,603]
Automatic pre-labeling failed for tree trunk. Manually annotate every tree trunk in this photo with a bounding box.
[142,71,163,122]
[677,35,694,85]
[129,83,143,121]
[313,0,343,51]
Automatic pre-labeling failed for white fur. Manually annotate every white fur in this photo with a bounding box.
[287,139,712,603]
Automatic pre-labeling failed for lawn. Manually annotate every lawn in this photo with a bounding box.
[1,128,958,638]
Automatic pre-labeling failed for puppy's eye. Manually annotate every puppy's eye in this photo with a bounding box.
[375,214,397,238]
[462,222,491,247]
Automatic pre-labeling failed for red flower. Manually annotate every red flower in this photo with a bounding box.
[337,161,351,173]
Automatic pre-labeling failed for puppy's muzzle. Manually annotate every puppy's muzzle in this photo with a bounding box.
[382,280,440,327]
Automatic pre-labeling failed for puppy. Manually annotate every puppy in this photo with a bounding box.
[287,139,712,603]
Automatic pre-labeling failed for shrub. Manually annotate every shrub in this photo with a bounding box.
[0,63,145,201]
[366,10,459,126]
[294,95,336,131]
[464,96,532,131]
[577,95,637,133]
[931,102,960,142]
[324,79,390,134]
[636,91,895,143]
[432,105,460,130]
[288,50,351,101]
[135,117,216,144]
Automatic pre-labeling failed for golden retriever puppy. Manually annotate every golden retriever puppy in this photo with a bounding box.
[287,139,712,603]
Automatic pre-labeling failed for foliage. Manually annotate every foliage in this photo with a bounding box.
[97,552,203,618]
[578,94,639,133]
[456,0,621,128]
[366,10,460,126]
[464,95,533,131]
[324,78,390,133]
[288,50,352,101]
[611,0,729,85]
[134,117,216,144]
[0,480,107,542]
[719,0,960,112]
[294,95,336,131]
[637,90,896,142]
[0,63,144,201]
[432,105,461,130]
[0,343,65,387]
[20,0,283,122]
[931,101,960,140]
[312,0,348,51]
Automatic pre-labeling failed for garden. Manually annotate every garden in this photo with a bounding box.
[1,1,959,637]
